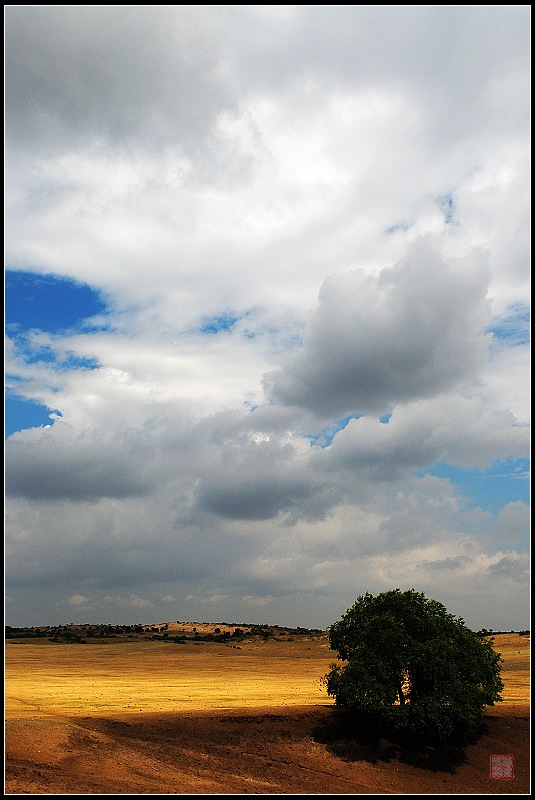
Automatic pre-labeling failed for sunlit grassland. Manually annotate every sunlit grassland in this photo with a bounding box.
[5,636,335,719]
[5,632,528,722]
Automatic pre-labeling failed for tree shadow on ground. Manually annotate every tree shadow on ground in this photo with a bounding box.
[312,708,471,773]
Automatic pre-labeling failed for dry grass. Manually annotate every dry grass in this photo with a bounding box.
[489,634,530,705]
[5,635,336,720]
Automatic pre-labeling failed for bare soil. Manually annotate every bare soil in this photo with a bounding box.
[5,631,530,794]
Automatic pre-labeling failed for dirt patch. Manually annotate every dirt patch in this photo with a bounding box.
[5,704,530,794]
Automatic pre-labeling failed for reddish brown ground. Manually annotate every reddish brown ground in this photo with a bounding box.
[5,632,530,794]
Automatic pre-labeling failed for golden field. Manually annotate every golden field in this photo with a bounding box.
[4,629,530,794]
[5,634,335,718]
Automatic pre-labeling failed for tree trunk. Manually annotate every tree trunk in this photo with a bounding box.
[398,681,405,706]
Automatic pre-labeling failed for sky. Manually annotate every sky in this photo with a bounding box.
[4,5,530,632]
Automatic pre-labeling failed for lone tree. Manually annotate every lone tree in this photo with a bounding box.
[322,588,503,742]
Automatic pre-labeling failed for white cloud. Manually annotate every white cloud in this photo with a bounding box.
[66,594,90,606]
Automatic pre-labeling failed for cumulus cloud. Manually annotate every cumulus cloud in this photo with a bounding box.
[264,236,491,418]
[315,394,528,483]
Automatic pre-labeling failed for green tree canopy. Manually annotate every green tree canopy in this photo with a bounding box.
[322,588,503,742]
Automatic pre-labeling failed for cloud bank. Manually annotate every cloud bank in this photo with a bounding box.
[5,6,530,631]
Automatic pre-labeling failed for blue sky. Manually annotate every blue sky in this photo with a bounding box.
[5,6,530,631]
[5,270,107,332]
[5,271,106,437]
[422,460,529,517]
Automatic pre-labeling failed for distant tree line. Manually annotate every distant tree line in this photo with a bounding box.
[5,621,325,642]
[5,623,146,641]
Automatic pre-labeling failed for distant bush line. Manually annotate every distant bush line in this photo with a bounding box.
[5,621,325,643]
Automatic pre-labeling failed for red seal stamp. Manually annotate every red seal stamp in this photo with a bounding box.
[490,754,514,779]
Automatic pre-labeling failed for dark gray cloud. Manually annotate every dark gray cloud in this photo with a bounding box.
[264,236,491,418]
[489,555,529,581]
[5,425,152,500]
[190,417,322,521]
[5,6,232,157]
[6,521,242,591]
[197,476,313,521]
